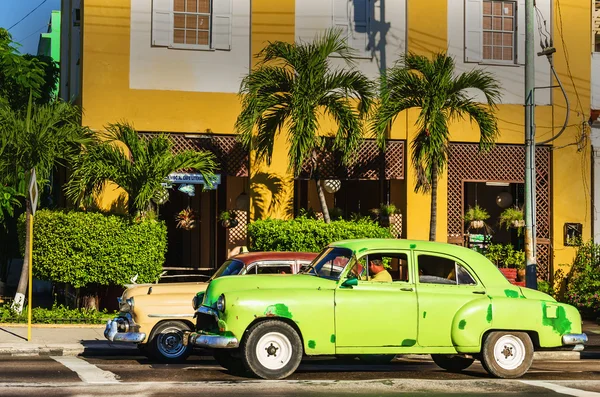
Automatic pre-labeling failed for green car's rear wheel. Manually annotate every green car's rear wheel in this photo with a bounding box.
[481,331,534,378]
[241,320,303,379]
[431,354,474,372]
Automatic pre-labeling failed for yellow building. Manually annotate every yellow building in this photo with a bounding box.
[61,0,592,282]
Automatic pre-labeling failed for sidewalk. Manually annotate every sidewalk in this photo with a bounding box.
[1,320,599,359]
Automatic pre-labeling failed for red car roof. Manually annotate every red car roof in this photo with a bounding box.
[231,251,318,265]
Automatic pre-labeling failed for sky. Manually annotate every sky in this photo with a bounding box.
[0,0,61,55]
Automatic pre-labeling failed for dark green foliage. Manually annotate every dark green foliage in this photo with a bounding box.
[17,210,166,288]
[560,241,600,319]
[0,54,59,111]
[247,217,394,252]
[0,301,115,324]
[65,123,216,215]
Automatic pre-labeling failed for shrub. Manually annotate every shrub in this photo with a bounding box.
[247,217,394,252]
[18,209,166,288]
[0,301,115,324]
[560,241,600,319]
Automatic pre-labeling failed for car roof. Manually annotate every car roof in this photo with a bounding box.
[230,251,318,265]
[328,238,491,264]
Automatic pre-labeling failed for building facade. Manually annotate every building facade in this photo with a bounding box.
[60,0,592,281]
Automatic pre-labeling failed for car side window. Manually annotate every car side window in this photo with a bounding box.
[256,265,293,275]
[418,254,476,285]
[348,253,410,282]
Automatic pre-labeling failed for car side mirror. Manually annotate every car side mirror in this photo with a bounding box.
[341,278,358,288]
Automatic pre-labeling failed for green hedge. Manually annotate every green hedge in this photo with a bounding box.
[0,302,115,324]
[18,210,166,287]
[247,217,394,252]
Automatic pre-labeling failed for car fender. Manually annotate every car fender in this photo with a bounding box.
[218,288,336,355]
[451,296,492,349]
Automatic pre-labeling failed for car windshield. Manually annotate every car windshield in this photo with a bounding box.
[211,260,245,279]
[302,247,353,280]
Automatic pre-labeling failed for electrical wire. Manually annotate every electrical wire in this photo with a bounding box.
[6,0,50,31]
[555,0,585,118]
[17,24,48,44]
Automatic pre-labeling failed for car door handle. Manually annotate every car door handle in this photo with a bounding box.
[472,290,486,294]
[400,287,414,292]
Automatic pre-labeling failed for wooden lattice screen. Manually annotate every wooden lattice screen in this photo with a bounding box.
[299,139,405,180]
[227,210,248,248]
[141,133,248,177]
[447,143,552,281]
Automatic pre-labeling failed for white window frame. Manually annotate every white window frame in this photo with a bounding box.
[171,0,213,50]
[464,0,524,66]
[151,0,231,51]
[481,0,516,64]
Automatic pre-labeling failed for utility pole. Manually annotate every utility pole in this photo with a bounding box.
[524,0,537,290]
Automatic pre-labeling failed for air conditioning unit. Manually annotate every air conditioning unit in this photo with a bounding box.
[73,8,81,27]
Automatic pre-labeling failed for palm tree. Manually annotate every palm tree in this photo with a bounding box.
[373,52,502,241]
[0,100,92,313]
[65,122,217,216]
[236,29,375,223]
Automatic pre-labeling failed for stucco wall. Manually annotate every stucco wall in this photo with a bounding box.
[129,0,250,93]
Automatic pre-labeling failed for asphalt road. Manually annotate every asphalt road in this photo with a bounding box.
[0,354,599,396]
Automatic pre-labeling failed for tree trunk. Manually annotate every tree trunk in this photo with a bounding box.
[12,199,31,314]
[315,178,331,224]
[429,163,438,241]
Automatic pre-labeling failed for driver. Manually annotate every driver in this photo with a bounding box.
[368,258,392,282]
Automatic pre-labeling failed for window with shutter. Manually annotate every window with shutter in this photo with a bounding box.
[465,0,518,64]
[332,0,371,58]
[151,0,232,51]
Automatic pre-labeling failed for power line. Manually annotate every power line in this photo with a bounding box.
[6,0,50,32]
[17,24,48,44]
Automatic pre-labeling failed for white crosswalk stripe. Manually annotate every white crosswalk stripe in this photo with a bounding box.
[520,380,600,397]
[51,356,120,384]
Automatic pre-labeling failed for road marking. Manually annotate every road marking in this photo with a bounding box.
[520,381,600,396]
[51,356,120,384]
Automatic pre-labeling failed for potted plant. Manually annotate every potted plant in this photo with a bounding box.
[484,244,525,283]
[370,203,399,227]
[175,207,198,230]
[499,207,525,233]
[463,205,489,230]
[219,210,239,228]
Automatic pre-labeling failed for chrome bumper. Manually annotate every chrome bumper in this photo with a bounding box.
[188,332,239,348]
[562,333,588,346]
[104,317,146,343]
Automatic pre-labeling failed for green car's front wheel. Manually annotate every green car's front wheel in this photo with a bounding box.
[241,320,303,379]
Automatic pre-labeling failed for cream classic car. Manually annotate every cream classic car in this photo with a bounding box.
[104,252,316,362]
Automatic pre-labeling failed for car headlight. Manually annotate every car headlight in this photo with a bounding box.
[216,294,226,312]
[118,297,134,313]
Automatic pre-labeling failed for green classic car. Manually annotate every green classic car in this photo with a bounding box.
[187,239,587,380]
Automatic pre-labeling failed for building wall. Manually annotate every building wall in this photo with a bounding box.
[129,0,250,93]
[68,0,592,274]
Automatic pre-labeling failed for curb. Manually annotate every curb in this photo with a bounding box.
[0,343,139,357]
[1,346,599,360]
[0,323,107,328]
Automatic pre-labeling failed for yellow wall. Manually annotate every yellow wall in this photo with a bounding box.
[82,0,242,133]
[79,0,592,275]
[248,0,296,220]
